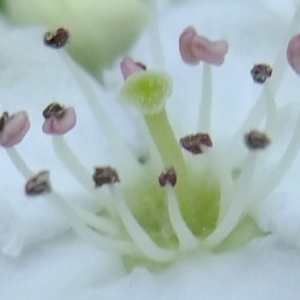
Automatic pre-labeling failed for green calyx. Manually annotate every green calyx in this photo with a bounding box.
[121,70,173,115]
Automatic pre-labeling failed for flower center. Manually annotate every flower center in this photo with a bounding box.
[3,2,300,271]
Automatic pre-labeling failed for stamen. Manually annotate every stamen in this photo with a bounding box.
[204,153,258,248]
[92,165,176,261]
[44,28,69,49]
[52,136,92,190]
[180,133,213,154]
[0,111,30,147]
[42,102,76,135]
[179,27,228,66]
[25,171,51,195]
[253,109,300,203]
[230,4,300,144]
[158,167,199,251]
[22,168,136,255]
[244,130,270,150]
[6,147,33,179]
[148,0,165,69]
[178,27,228,132]
[93,167,120,187]
[47,189,139,256]
[108,183,176,262]
[250,64,272,84]
[41,103,93,190]
[120,56,146,80]
[287,33,300,74]
[165,185,199,251]
[158,167,177,187]
[198,63,213,132]
[43,30,141,169]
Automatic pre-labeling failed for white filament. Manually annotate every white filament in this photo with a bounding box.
[57,50,141,172]
[148,0,166,69]
[204,153,257,248]
[166,185,199,251]
[6,148,34,179]
[53,136,92,190]
[109,184,176,262]
[198,63,212,132]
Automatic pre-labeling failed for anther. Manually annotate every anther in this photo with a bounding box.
[244,130,270,150]
[0,111,30,147]
[287,34,300,74]
[44,28,69,49]
[120,56,147,80]
[158,167,177,187]
[180,133,213,154]
[179,26,228,66]
[43,103,65,119]
[25,171,51,195]
[250,64,272,84]
[42,102,76,135]
[93,167,120,187]
[0,112,8,131]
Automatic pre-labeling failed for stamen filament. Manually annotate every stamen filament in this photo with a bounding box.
[53,136,92,190]
[254,109,300,203]
[198,63,212,132]
[215,153,235,223]
[47,190,139,256]
[108,184,176,262]
[166,186,199,251]
[148,0,165,69]
[57,51,140,170]
[230,3,300,145]
[264,82,277,135]
[204,153,257,248]
[6,148,34,179]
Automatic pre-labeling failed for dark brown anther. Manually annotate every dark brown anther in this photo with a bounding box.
[250,64,273,84]
[0,112,9,132]
[244,130,270,150]
[180,133,213,154]
[159,167,177,187]
[25,171,51,196]
[44,28,69,49]
[136,62,147,71]
[93,167,120,187]
[43,103,65,119]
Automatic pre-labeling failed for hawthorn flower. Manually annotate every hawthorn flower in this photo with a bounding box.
[1,0,300,299]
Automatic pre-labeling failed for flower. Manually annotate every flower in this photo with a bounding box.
[1,0,300,299]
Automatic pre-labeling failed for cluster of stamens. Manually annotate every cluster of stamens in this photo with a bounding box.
[2,19,300,269]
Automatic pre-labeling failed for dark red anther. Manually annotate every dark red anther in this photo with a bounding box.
[93,167,120,187]
[44,28,69,49]
[180,133,213,154]
[250,64,272,84]
[159,167,177,187]
[25,171,51,196]
[244,130,270,150]
[43,103,65,119]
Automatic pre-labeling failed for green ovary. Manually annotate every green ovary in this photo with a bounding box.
[124,169,220,249]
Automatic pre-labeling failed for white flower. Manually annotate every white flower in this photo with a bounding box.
[1,0,300,299]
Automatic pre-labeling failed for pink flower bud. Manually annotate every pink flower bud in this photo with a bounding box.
[287,34,300,74]
[0,111,30,147]
[120,56,146,80]
[179,27,229,66]
[42,103,76,135]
